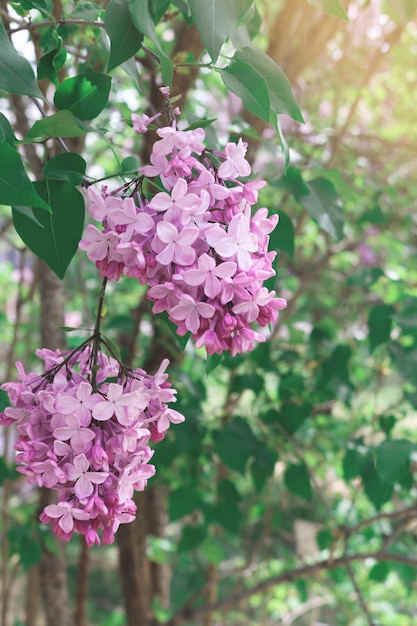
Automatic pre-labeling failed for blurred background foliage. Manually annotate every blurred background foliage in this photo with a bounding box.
[1,0,417,625]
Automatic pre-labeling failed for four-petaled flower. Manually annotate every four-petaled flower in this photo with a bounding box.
[66,453,108,499]
[170,294,215,333]
[154,222,199,266]
[183,253,237,299]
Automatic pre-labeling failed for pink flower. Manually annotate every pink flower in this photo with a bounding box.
[218,139,251,179]
[149,178,201,223]
[92,383,145,425]
[54,414,96,454]
[183,253,237,298]
[170,294,215,333]
[66,453,108,499]
[206,215,257,271]
[154,222,199,266]
[42,502,90,534]
[55,381,98,423]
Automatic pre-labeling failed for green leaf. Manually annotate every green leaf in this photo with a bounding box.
[7,525,43,570]
[234,47,304,122]
[375,439,414,484]
[362,462,393,509]
[206,352,223,375]
[169,488,201,521]
[27,110,94,139]
[269,210,294,259]
[54,73,112,121]
[369,562,390,582]
[0,457,18,486]
[0,143,50,211]
[274,166,310,197]
[151,0,172,23]
[368,304,394,352]
[0,113,16,145]
[188,0,253,62]
[71,1,102,21]
[343,446,369,480]
[37,46,67,86]
[129,0,174,86]
[213,417,259,474]
[274,402,312,435]
[105,0,144,72]
[318,344,353,400]
[121,156,140,173]
[383,0,416,24]
[209,500,242,534]
[307,0,349,21]
[178,524,207,552]
[12,179,85,279]
[43,152,87,185]
[0,389,10,411]
[251,446,278,491]
[217,479,241,502]
[0,22,45,100]
[300,178,344,241]
[220,61,270,123]
[155,310,190,351]
[284,463,312,500]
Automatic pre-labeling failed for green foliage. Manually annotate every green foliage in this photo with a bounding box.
[307,0,349,21]
[43,153,87,185]
[0,22,45,100]
[105,0,144,72]
[12,179,85,279]
[188,0,253,62]
[0,143,50,211]
[54,73,112,121]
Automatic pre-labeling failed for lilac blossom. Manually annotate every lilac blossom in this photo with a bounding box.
[0,346,185,546]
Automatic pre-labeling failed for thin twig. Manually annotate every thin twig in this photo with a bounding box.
[343,536,376,626]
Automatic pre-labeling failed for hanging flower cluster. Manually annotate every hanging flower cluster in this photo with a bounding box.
[0,344,184,546]
[80,113,287,355]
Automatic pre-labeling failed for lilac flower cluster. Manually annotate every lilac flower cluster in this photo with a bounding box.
[80,124,287,355]
[0,347,184,546]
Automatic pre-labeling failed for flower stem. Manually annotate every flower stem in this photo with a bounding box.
[91,277,108,389]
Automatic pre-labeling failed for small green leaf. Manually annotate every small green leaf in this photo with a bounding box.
[155,310,190,351]
[234,47,304,122]
[0,143,50,211]
[269,210,294,259]
[105,0,144,71]
[369,562,390,582]
[27,110,94,139]
[284,463,312,500]
[383,0,416,24]
[0,113,16,145]
[121,156,140,173]
[368,304,394,352]
[343,446,369,480]
[361,457,393,509]
[206,352,223,375]
[375,439,414,484]
[307,0,349,21]
[178,524,207,552]
[129,0,174,86]
[54,73,112,121]
[188,0,253,62]
[101,334,122,362]
[0,22,45,100]
[300,178,344,241]
[0,389,10,411]
[168,488,201,521]
[220,61,270,123]
[12,179,85,279]
[213,417,259,474]
[43,152,87,185]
